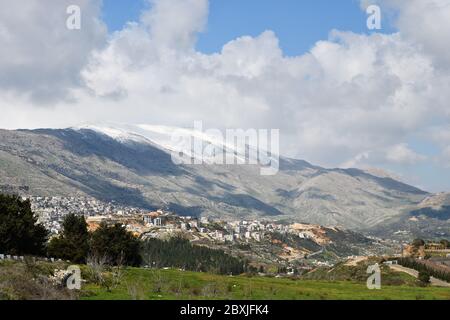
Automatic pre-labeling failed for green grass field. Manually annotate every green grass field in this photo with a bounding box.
[1,260,449,300]
[80,267,450,300]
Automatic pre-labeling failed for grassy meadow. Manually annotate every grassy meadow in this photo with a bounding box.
[80,267,450,300]
[1,260,449,300]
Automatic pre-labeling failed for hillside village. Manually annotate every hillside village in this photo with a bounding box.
[30,196,148,234]
[28,196,394,269]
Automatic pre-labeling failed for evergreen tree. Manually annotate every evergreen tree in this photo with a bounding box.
[412,239,425,247]
[141,237,246,275]
[398,258,450,282]
[440,239,450,249]
[48,213,89,263]
[418,271,431,285]
[0,194,48,256]
[90,223,141,266]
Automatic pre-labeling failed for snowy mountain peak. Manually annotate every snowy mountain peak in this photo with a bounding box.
[73,124,154,146]
[72,123,275,166]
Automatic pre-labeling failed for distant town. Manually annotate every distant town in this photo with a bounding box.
[30,196,316,244]
[28,196,398,270]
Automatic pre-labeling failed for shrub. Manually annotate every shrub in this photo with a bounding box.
[418,271,431,285]
[90,223,141,266]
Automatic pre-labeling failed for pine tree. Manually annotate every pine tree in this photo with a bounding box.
[0,194,48,256]
[48,213,89,263]
[90,223,142,266]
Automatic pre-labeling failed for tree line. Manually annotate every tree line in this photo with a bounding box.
[48,213,142,266]
[397,257,450,282]
[141,237,246,275]
[412,238,450,249]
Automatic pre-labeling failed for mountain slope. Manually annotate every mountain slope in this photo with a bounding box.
[0,127,430,232]
[369,193,450,239]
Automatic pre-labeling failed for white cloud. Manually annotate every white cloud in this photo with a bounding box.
[361,0,450,69]
[0,0,106,103]
[381,0,450,69]
[342,143,427,168]
[385,144,427,165]
[140,0,208,51]
[81,24,445,164]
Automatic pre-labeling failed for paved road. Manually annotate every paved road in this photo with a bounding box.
[389,264,450,287]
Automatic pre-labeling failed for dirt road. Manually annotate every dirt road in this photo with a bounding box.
[389,264,450,287]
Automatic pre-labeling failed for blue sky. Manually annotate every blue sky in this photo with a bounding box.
[102,0,148,32]
[102,0,395,56]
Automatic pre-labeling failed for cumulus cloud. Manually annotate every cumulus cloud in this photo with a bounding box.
[0,0,106,103]
[0,0,450,190]
[385,144,427,165]
[376,0,450,69]
[81,22,444,166]
[140,0,208,51]
[342,143,427,168]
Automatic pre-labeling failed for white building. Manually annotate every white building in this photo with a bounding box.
[252,232,261,242]
[154,218,162,227]
[200,217,209,224]
[190,221,198,228]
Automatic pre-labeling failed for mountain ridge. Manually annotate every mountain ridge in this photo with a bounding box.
[0,126,443,237]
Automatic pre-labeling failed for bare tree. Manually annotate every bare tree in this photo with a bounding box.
[86,254,108,288]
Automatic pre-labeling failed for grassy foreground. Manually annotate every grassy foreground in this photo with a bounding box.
[1,260,449,300]
[81,267,450,300]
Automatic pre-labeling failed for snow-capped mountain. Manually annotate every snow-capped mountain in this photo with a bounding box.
[0,125,446,238]
[73,123,275,167]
